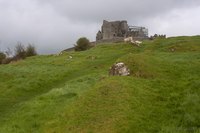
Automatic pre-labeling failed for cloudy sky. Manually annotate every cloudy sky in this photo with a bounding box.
[0,0,200,54]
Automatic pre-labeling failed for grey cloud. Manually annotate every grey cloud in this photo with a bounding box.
[0,0,200,54]
[39,0,200,22]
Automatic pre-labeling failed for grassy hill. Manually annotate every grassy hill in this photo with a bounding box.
[0,36,200,133]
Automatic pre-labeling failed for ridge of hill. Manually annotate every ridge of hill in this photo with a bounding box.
[0,36,200,133]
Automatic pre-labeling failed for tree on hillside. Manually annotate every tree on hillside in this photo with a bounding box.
[75,37,90,51]
[14,42,26,59]
[0,52,6,64]
[26,44,37,57]
[5,47,13,57]
[0,42,38,65]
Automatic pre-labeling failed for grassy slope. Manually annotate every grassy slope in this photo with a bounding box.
[0,36,200,133]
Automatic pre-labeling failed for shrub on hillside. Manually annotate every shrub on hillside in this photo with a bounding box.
[14,42,26,60]
[5,48,12,57]
[75,37,90,51]
[1,57,13,64]
[26,44,37,57]
[1,43,38,65]
[0,52,6,64]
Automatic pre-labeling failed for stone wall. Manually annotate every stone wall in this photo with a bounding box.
[96,20,129,41]
[96,20,149,41]
[96,37,124,44]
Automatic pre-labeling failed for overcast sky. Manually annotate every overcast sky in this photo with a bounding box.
[0,0,200,54]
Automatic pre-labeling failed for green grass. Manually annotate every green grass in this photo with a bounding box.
[0,36,200,133]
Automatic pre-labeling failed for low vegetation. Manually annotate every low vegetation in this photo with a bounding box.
[0,52,6,64]
[0,43,37,64]
[14,43,27,59]
[0,36,199,133]
[25,44,37,57]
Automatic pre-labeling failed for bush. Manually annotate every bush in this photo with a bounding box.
[1,43,38,65]
[14,42,26,60]
[75,37,90,51]
[26,44,37,57]
[0,52,6,64]
[1,57,13,64]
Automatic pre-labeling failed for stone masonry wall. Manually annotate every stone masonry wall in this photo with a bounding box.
[96,20,148,42]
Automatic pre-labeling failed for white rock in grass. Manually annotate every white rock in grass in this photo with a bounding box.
[109,62,130,76]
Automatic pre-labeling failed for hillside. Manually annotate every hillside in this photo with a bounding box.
[0,36,200,133]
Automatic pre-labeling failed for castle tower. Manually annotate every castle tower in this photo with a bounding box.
[96,20,148,41]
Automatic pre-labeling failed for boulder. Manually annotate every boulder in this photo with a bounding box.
[109,62,130,76]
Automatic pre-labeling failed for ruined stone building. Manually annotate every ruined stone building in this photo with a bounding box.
[96,20,148,42]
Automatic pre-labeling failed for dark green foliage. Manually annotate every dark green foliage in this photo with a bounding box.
[25,44,37,57]
[0,52,6,64]
[75,37,90,51]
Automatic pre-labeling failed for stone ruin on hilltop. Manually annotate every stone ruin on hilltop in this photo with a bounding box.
[96,20,149,43]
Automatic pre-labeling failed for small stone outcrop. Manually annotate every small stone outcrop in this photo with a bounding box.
[109,62,130,76]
